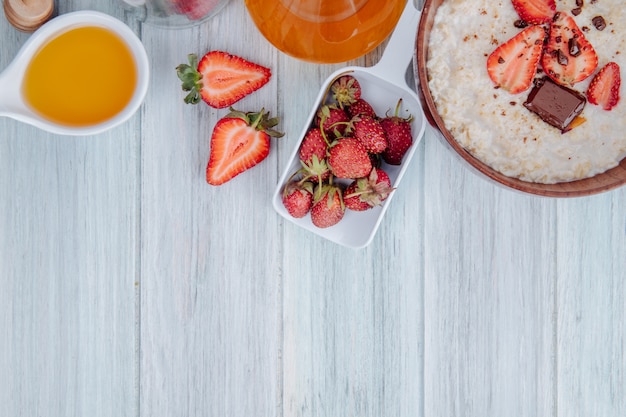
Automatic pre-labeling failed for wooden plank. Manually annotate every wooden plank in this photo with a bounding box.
[278,42,425,417]
[556,192,626,417]
[0,2,139,416]
[138,2,281,416]
[422,132,556,417]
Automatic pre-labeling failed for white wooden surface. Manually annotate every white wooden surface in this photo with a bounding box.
[1,1,624,416]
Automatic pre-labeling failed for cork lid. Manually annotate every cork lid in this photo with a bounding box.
[4,0,54,32]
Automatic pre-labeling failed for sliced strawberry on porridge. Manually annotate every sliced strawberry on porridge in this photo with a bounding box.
[511,0,556,25]
[486,25,546,94]
[542,11,598,86]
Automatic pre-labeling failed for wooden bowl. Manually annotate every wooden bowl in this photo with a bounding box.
[415,0,626,197]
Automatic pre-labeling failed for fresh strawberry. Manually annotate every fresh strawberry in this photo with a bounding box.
[176,51,271,108]
[206,108,283,185]
[587,62,621,111]
[171,0,220,20]
[380,99,414,165]
[511,0,556,25]
[282,175,314,218]
[328,137,372,179]
[299,128,328,164]
[542,12,598,86]
[310,182,345,228]
[299,128,331,183]
[331,75,361,109]
[352,115,388,154]
[347,98,377,118]
[315,104,350,137]
[343,168,395,211]
[487,25,546,94]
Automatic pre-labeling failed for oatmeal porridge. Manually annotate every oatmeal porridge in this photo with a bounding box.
[426,0,625,183]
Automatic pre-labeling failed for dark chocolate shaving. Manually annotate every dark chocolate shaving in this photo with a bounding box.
[592,16,606,31]
[568,38,581,56]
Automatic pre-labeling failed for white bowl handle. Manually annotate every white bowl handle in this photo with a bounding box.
[370,0,421,86]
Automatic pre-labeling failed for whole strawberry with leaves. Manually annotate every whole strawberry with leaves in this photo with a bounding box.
[381,99,414,165]
[352,115,388,154]
[282,173,315,218]
[327,137,372,179]
[331,75,361,109]
[310,180,345,228]
[315,104,350,137]
[206,108,284,185]
[343,168,394,211]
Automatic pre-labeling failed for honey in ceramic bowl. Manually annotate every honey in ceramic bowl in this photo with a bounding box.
[23,25,137,127]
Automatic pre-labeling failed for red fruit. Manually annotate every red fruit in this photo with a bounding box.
[315,104,350,137]
[587,62,621,111]
[542,12,598,86]
[206,109,283,185]
[487,25,546,94]
[310,183,345,228]
[328,137,372,179]
[176,51,271,108]
[331,75,361,109]
[282,177,314,218]
[352,115,388,154]
[299,128,328,164]
[172,0,220,20]
[380,99,414,165]
[343,168,395,212]
[511,0,555,25]
[347,98,377,118]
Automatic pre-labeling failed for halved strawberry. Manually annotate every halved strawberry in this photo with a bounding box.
[486,25,546,94]
[206,108,283,185]
[542,12,598,86]
[587,62,621,111]
[511,0,555,25]
[176,51,271,108]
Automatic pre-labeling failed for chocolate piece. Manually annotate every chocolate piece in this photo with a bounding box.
[592,16,606,31]
[523,77,587,131]
[568,37,581,56]
[572,7,582,16]
[576,0,583,6]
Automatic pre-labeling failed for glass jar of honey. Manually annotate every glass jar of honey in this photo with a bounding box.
[122,0,230,28]
[244,0,406,63]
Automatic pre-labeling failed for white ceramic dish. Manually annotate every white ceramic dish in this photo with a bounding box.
[272,0,426,249]
[0,10,149,136]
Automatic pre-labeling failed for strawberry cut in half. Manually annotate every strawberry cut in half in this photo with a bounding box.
[206,108,284,186]
[487,25,546,94]
[511,0,556,25]
[176,51,271,108]
[587,62,621,111]
[542,12,598,87]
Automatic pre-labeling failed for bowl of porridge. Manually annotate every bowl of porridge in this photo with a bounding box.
[416,0,626,197]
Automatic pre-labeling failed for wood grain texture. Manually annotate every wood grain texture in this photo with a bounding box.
[1,1,625,417]
[0,2,139,417]
[138,2,282,416]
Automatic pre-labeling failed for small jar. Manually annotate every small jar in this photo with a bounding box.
[122,0,230,28]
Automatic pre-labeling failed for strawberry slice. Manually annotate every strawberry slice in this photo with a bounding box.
[587,62,621,111]
[206,109,283,185]
[487,25,546,94]
[176,51,271,109]
[511,0,556,24]
[542,12,598,86]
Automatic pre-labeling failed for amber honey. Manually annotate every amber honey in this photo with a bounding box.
[23,26,137,127]
[245,0,405,63]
